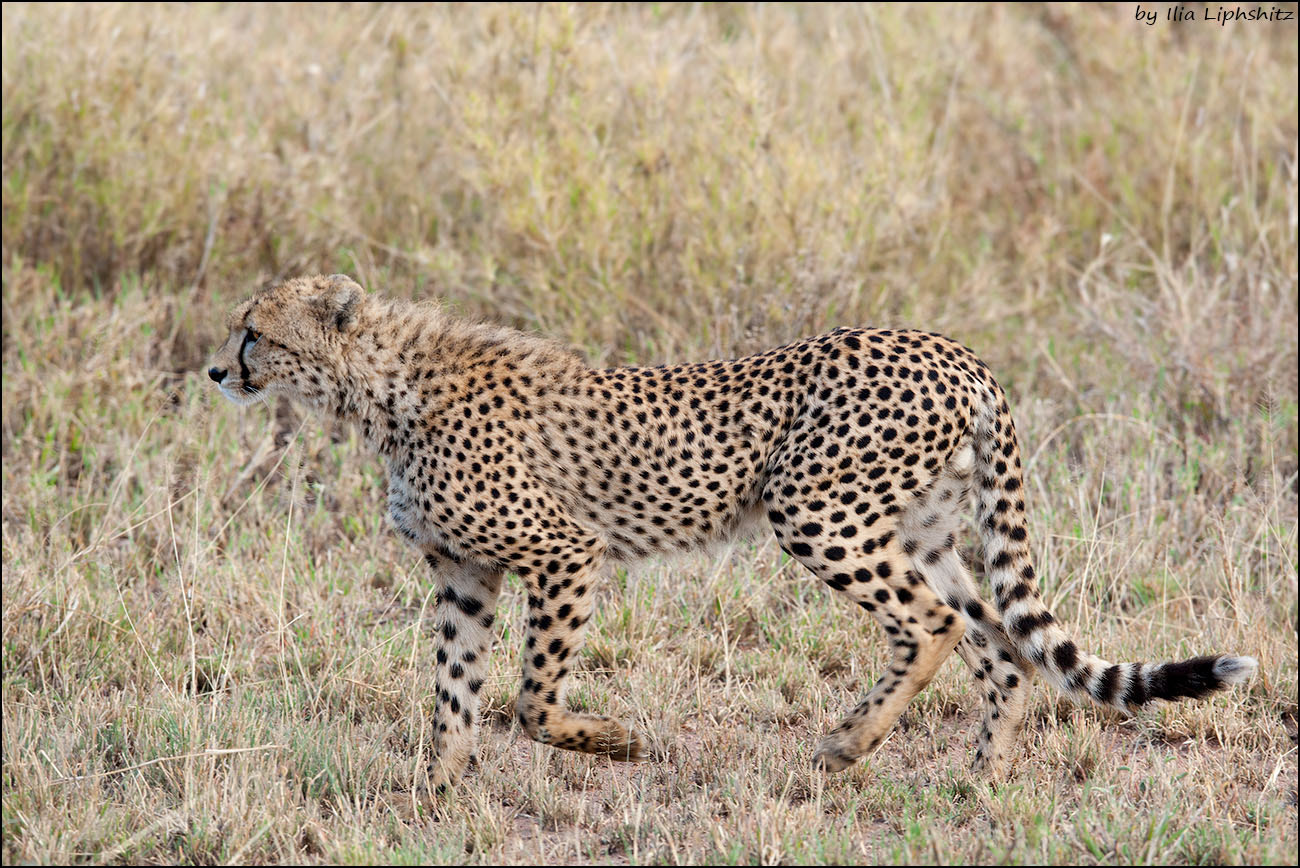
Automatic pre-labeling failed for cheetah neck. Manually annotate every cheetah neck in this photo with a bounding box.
[322,297,586,461]
[318,299,440,458]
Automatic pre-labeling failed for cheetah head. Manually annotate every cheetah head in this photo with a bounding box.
[208,274,365,409]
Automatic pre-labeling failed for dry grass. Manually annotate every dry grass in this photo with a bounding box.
[2,3,1296,864]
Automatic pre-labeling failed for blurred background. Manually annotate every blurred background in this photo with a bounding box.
[2,4,1296,864]
[4,4,1295,366]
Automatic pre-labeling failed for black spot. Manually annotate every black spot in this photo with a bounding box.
[455,594,484,618]
[1010,610,1054,638]
[1052,641,1079,672]
[1005,582,1032,602]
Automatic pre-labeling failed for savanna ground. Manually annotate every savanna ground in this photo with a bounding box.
[2,3,1297,864]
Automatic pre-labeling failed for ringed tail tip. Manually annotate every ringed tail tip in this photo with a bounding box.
[1213,655,1258,685]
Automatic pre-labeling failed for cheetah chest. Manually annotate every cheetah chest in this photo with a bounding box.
[385,459,456,553]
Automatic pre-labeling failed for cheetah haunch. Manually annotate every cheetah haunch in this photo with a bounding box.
[209,275,1256,790]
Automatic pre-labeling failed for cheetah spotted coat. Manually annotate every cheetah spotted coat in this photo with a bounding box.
[208,275,1257,791]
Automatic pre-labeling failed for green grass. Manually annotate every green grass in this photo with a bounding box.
[2,3,1296,864]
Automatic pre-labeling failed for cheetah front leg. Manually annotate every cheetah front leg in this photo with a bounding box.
[421,551,504,793]
[513,533,646,761]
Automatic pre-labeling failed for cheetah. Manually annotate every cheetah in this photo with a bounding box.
[208,274,1257,790]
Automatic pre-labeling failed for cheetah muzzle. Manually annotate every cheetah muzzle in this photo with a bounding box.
[209,274,1258,795]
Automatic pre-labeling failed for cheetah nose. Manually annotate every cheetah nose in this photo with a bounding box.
[208,367,228,384]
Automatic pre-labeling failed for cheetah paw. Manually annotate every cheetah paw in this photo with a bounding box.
[811,745,858,773]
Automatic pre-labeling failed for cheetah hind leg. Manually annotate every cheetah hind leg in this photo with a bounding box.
[896,455,1032,777]
[914,548,1030,777]
[768,511,964,772]
[811,566,965,772]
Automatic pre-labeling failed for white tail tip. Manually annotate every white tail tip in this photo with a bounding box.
[1214,655,1258,685]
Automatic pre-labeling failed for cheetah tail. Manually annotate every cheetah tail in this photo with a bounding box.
[969,394,1257,711]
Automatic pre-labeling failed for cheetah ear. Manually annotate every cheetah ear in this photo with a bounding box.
[310,274,365,333]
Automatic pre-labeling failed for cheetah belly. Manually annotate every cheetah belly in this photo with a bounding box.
[528,443,774,562]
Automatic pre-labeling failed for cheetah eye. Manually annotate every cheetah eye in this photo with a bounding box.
[244,327,262,346]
